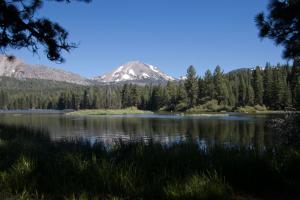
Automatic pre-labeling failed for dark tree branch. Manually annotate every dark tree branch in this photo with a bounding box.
[0,0,91,63]
[255,0,300,61]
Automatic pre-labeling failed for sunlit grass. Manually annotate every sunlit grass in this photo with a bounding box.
[67,107,152,115]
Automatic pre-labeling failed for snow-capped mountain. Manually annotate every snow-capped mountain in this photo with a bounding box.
[1,55,177,85]
[0,55,91,85]
[93,61,175,83]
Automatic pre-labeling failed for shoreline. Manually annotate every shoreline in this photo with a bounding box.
[0,109,299,116]
[66,108,153,116]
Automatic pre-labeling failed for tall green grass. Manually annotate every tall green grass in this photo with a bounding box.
[0,124,300,199]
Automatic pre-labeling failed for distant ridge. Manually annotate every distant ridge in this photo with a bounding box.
[0,55,90,85]
[227,68,251,74]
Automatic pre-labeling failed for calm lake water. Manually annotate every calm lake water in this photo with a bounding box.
[0,112,283,147]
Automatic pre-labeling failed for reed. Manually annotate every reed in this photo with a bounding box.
[0,124,299,200]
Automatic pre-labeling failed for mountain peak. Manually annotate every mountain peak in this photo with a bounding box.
[93,61,175,84]
[126,60,143,64]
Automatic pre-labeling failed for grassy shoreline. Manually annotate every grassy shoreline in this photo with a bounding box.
[0,107,299,116]
[67,109,297,116]
[67,107,152,116]
[185,110,300,115]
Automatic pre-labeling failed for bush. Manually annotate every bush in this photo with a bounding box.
[187,100,232,113]
[175,101,188,112]
[236,106,256,113]
[254,104,267,111]
[269,113,300,148]
[236,105,267,113]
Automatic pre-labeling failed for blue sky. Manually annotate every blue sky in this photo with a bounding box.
[7,0,286,78]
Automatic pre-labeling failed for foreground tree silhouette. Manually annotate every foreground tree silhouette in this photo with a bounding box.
[255,0,300,61]
[0,0,91,63]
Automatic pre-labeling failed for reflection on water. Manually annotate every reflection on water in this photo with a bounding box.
[0,113,278,147]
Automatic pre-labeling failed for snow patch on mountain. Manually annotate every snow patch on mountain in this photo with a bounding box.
[148,64,159,73]
[128,69,136,76]
[142,73,150,78]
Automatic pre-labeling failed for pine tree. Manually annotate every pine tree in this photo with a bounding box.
[81,90,90,109]
[139,85,151,110]
[71,93,80,110]
[213,66,229,104]
[65,91,72,109]
[246,83,255,106]
[203,70,214,100]
[238,76,247,106]
[57,93,66,110]
[252,66,264,105]
[105,87,113,109]
[149,86,161,111]
[263,63,274,107]
[290,59,300,105]
[121,84,131,108]
[166,81,177,111]
[272,66,291,109]
[231,74,240,107]
[184,65,198,107]
[295,77,300,109]
[176,82,187,104]
[281,65,293,108]
[227,82,236,106]
[0,90,9,109]
[197,77,206,104]
[130,85,139,107]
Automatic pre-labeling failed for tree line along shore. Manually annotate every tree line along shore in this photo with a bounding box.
[1,62,300,114]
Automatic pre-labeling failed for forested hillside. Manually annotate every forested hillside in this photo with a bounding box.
[1,62,300,111]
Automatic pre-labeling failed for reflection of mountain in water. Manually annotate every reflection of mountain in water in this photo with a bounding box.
[0,113,272,147]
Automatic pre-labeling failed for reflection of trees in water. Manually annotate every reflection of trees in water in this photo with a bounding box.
[195,119,267,148]
[0,114,271,147]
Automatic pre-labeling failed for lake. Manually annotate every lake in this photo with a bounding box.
[0,112,282,147]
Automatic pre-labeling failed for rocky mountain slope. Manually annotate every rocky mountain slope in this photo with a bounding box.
[0,55,90,85]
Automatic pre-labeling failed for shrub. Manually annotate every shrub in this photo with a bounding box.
[187,100,232,113]
[175,101,188,112]
[236,105,268,113]
[269,113,300,148]
[254,104,267,111]
[236,106,257,113]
